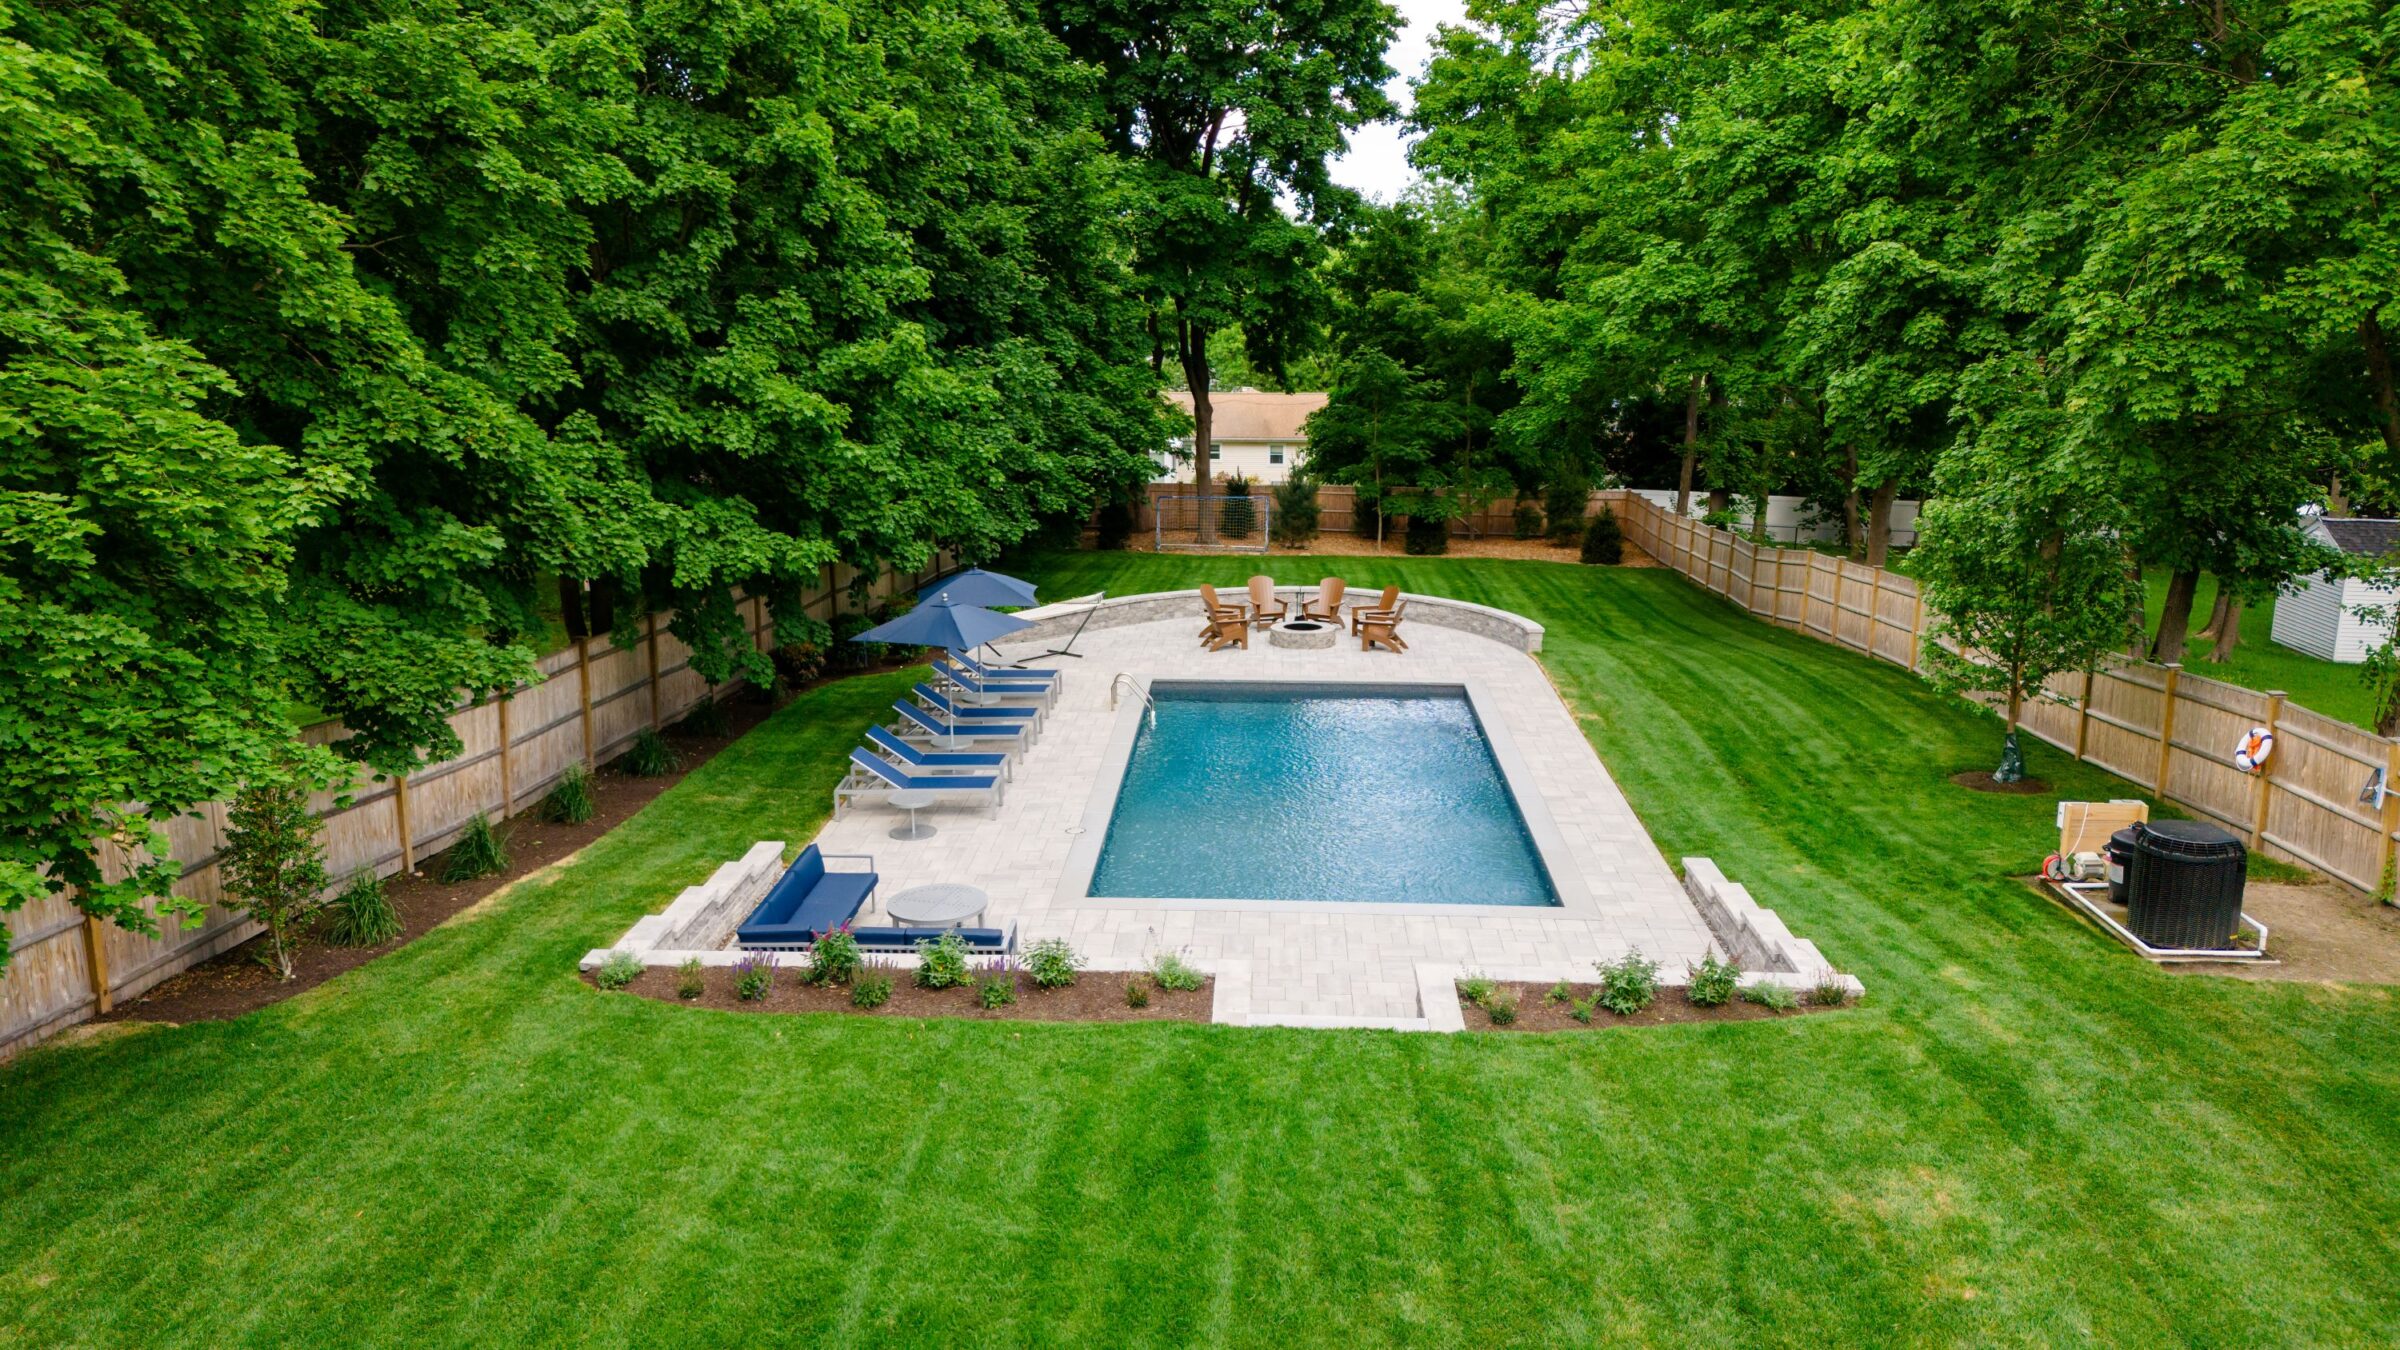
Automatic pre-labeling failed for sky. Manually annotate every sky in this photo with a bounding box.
[1328,0,1472,203]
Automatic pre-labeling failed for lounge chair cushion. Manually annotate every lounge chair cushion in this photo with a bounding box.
[735,847,877,945]
[849,926,1008,951]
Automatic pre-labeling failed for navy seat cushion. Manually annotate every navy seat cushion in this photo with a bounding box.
[850,926,1006,950]
[735,851,875,944]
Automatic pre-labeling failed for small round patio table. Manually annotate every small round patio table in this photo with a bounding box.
[884,883,989,929]
[886,789,939,841]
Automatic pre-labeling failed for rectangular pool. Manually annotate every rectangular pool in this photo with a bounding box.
[1086,682,1560,905]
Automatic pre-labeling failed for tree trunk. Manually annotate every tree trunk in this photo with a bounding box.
[1706,488,1729,515]
[2362,314,2400,456]
[2208,598,2243,662]
[1674,373,1703,515]
[2328,473,2350,518]
[1179,317,1215,542]
[1839,445,1863,560]
[2196,586,2232,639]
[2151,568,2199,661]
[1865,478,1898,568]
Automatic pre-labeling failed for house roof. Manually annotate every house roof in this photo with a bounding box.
[2317,518,2400,557]
[1163,390,1328,442]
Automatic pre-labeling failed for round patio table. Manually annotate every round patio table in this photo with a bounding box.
[885,789,939,841]
[883,883,989,929]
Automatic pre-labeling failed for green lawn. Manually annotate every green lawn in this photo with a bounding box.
[2138,571,2377,728]
[6,556,2399,1346]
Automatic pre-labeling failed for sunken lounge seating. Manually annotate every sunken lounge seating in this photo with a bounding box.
[847,924,1016,954]
[734,845,879,948]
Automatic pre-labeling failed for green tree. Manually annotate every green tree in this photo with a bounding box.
[1045,0,1400,538]
[219,752,335,981]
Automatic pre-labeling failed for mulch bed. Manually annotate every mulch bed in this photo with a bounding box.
[1952,771,2053,795]
[604,965,1215,1025]
[101,656,922,1028]
[1457,980,1839,1033]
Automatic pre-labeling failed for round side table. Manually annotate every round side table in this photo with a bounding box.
[886,788,938,840]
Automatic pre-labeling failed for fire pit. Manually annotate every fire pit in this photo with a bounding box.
[1267,620,1337,651]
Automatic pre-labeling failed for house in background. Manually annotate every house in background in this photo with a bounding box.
[1159,389,1329,485]
[2270,518,2400,663]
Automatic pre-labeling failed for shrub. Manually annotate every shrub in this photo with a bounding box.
[1457,973,1498,1007]
[733,952,777,1001]
[915,931,973,989]
[1023,937,1082,990]
[1403,511,1449,556]
[1544,979,1573,1006]
[1581,508,1624,565]
[977,959,1018,1009]
[542,763,597,824]
[1483,990,1520,1026]
[1743,980,1800,1012]
[594,951,643,991]
[1596,949,1661,1015]
[220,755,332,981]
[676,958,706,1001]
[808,926,863,986]
[1806,970,1853,1007]
[1351,500,1385,539]
[1095,498,1136,550]
[622,727,680,777]
[1270,476,1321,548]
[1151,951,1205,992]
[1568,996,1597,1024]
[1543,477,1589,545]
[1124,979,1151,1009]
[1698,507,1740,531]
[320,870,401,948]
[1512,501,1545,540]
[772,640,827,689]
[1686,953,1741,1008]
[441,812,508,884]
[851,964,895,1009]
[829,613,883,671]
[678,695,728,738]
[1220,474,1257,539]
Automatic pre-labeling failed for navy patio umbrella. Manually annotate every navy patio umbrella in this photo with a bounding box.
[850,593,1033,653]
[916,567,1039,610]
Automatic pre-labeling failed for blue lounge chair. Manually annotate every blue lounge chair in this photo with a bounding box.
[836,747,1004,818]
[865,725,1011,778]
[892,700,1031,748]
[914,684,1043,733]
[734,845,878,949]
[934,661,1055,711]
[951,651,1062,688]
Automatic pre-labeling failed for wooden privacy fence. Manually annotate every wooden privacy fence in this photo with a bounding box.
[1,557,947,1059]
[1120,483,1536,539]
[1617,493,2400,898]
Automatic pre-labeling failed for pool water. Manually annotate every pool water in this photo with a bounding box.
[1088,683,1559,905]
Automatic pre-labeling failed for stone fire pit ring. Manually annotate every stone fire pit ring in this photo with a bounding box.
[1267,620,1338,650]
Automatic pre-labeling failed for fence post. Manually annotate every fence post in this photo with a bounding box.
[2380,738,2400,898]
[647,615,663,729]
[2074,671,2096,761]
[496,693,514,818]
[576,636,596,769]
[2154,663,2182,796]
[2248,690,2285,850]
[395,773,415,873]
[83,915,112,1015]
[1905,583,1925,671]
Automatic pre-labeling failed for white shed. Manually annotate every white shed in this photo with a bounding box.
[2269,518,2400,663]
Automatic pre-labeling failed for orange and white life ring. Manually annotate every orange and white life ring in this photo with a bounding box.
[2235,726,2275,775]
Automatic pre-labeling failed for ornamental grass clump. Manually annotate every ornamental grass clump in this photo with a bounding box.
[676,958,706,1001]
[441,812,508,883]
[1743,980,1800,1012]
[594,952,642,991]
[320,870,400,948]
[1023,937,1082,990]
[1124,979,1151,1009]
[678,696,727,738]
[1482,989,1520,1026]
[732,952,777,1002]
[1686,953,1741,1008]
[622,727,680,777]
[1807,970,1854,1007]
[851,961,895,1008]
[915,931,972,989]
[1596,949,1661,1015]
[542,763,597,824]
[1150,951,1205,992]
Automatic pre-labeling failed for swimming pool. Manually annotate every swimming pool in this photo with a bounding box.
[1085,682,1560,905]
